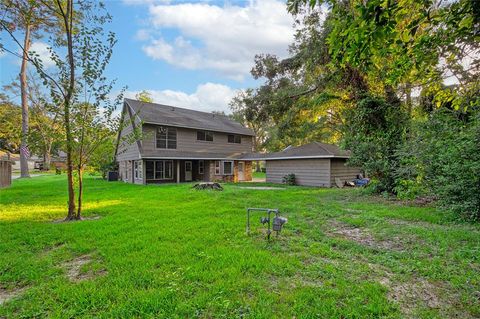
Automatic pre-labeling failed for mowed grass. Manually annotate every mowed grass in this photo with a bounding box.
[252,171,266,179]
[0,175,479,318]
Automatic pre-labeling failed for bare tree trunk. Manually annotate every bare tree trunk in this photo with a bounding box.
[64,101,76,220]
[19,24,31,178]
[63,0,76,220]
[43,143,51,171]
[77,167,83,219]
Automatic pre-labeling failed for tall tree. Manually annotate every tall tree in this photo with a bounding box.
[3,0,120,220]
[0,0,56,178]
[287,0,479,108]
[230,89,269,153]
[0,94,22,153]
[4,74,64,170]
[135,90,153,103]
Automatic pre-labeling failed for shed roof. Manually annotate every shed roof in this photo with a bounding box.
[125,98,254,136]
[239,142,351,160]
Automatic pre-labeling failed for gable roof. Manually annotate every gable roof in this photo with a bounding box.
[124,98,254,136]
[239,142,351,160]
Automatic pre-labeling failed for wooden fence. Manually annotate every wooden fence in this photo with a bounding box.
[0,158,12,188]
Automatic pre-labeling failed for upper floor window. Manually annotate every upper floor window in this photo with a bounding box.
[227,134,241,144]
[156,126,177,149]
[197,130,213,142]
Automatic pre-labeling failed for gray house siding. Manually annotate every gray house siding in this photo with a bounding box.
[330,159,362,185]
[141,124,253,157]
[266,159,331,187]
[116,106,141,162]
[119,160,132,183]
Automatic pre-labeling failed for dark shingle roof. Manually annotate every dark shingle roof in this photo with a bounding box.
[125,98,254,136]
[239,142,351,160]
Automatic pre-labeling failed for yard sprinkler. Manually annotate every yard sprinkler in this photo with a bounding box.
[246,208,288,240]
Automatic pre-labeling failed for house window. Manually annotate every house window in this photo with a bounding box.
[215,161,221,175]
[198,160,204,174]
[156,126,177,149]
[145,160,173,180]
[227,134,241,144]
[197,130,214,142]
[134,161,142,179]
[223,161,233,175]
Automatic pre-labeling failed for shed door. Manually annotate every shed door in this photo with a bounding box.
[185,161,192,181]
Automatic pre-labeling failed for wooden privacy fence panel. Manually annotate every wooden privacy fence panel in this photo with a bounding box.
[0,160,12,188]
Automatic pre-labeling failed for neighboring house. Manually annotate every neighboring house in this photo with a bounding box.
[115,99,254,184]
[243,142,362,187]
[0,151,36,171]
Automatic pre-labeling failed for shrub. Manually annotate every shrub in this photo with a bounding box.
[408,110,480,220]
[99,160,118,179]
[342,95,408,193]
[282,173,296,185]
[394,179,425,200]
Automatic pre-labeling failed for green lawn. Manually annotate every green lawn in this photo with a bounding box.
[252,171,266,179]
[1,175,479,318]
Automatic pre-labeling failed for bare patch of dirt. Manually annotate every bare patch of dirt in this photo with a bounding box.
[326,221,405,251]
[268,273,323,292]
[0,287,27,305]
[62,255,106,282]
[384,277,441,311]
[366,263,473,318]
[52,215,102,223]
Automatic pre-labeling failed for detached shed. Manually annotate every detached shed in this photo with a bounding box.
[245,142,362,187]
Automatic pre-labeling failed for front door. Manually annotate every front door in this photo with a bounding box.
[185,161,192,181]
[238,161,245,181]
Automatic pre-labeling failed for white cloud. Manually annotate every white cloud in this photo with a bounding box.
[125,82,239,113]
[123,0,170,5]
[27,42,55,69]
[135,29,151,41]
[139,0,294,80]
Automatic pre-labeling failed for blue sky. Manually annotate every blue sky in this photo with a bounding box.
[0,0,295,113]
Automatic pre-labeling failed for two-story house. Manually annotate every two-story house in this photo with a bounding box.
[115,98,254,184]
